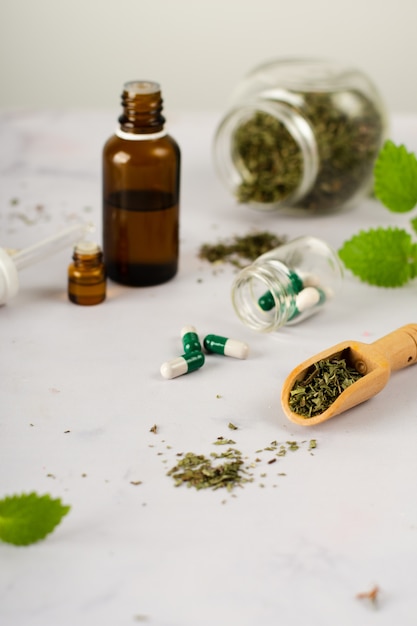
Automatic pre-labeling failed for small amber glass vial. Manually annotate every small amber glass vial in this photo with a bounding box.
[68,241,106,306]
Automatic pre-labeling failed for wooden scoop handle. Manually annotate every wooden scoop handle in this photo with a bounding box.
[372,323,417,371]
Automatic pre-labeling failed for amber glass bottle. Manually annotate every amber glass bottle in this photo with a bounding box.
[102,81,181,286]
[68,241,106,305]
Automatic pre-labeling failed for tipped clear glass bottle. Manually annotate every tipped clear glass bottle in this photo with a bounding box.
[231,236,343,332]
[103,81,181,286]
[68,241,106,306]
[214,59,387,214]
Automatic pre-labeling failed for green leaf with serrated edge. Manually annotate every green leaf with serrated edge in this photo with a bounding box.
[410,243,417,280]
[411,217,417,236]
[0,493,70,546]
[338,227,417,287]
[374,140,417,213]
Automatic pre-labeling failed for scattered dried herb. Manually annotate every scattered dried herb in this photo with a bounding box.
[166,449,252,492]
[149,424,158,434]
[356,585,379,606]
[198,230,286,268]
[213,437,236,445]
[228,422,238,430]
[164,437,318,493]
[286,441,299,451]
[233,91,384,211]
[289,356,363,417]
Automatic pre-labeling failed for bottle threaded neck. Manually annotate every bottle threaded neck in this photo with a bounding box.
[73,241,102,266]
[118,81,165,133]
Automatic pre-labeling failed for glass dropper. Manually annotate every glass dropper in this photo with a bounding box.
[0,221,94,305]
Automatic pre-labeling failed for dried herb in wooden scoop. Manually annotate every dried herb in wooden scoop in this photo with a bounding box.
[281,324,417,425]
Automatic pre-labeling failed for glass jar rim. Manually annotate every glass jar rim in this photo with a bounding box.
[213,99,319,210]
[231,260,295,332]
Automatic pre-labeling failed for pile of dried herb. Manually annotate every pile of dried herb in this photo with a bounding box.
[289,356,363,418]
[164,436,318,493]
[166,448,252,492]
[233,90,384,211]
[198,230,286,268]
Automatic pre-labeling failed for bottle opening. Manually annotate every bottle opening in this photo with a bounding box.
[74,241,100,255]
[124,81,160,96]
[231,263,294,332]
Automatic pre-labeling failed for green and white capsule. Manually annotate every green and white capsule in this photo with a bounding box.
[289,286,326,320]
[160,351,205,379]
[181,325,202,354]
[258,271,304,311]
[203,334,249,359]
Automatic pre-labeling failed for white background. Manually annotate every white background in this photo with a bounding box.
[1,109,417,626]
[1,0,417,113]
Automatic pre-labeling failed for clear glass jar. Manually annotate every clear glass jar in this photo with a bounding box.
[214,59,387,213]
[231,236,343,332]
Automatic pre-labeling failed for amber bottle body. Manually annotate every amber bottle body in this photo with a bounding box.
[102,82,181,286]
[68,242,106,306]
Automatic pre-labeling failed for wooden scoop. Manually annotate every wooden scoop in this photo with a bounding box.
[281,324,417,426]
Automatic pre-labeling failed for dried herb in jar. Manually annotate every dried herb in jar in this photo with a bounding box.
[234,113,303,204]
[233,91,384,211]
[289,356,363,417]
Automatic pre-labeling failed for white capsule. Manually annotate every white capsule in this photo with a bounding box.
[181,325,197,337]
[203,334,249,359]
[224,338,249,359]
[160,351,205,379]
[295,286,323,312]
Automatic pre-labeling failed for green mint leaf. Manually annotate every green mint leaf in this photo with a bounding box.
[0,493,70,546]
[374,140,417,212]
[411,216,417,236]
[339,227,417,287]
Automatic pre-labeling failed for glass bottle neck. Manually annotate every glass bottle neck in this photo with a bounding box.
[72,242,102,267]
[72,252,102,268]
[118,80,165,134]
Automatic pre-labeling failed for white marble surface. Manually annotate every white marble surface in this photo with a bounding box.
[1,109,417,625]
